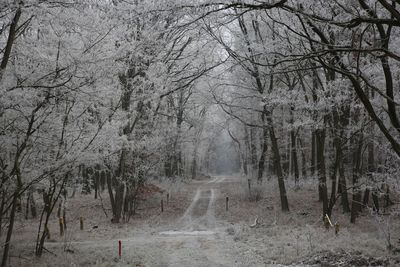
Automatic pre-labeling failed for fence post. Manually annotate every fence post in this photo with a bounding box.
[335,222,340,235]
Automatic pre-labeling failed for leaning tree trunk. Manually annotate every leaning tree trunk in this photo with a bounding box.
[1,191,18,267]
[267,113,289,211]
[0,7,21,83]
[36,175,68,257]
[0,190,5,236]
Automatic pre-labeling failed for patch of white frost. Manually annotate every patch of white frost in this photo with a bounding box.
[159,230,215,236]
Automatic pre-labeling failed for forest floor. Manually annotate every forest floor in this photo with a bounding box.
[6,175,400,266]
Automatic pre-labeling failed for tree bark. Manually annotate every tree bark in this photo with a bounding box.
[0,8,21,83]
[257,112,268,182]
[350,133,364,223]
[250,127,258,175]
[1,192,18,267]
[267,114,289,211]
[316,129,329,217]
[244,126,251,175]
[30,192,37,218]
[338,152,350,213]
[297,136,307,178]
[311,131,316,176]
[106,172,116,220]
[290,129,299,186]
[364,136,375,207]
[0,191,4,236]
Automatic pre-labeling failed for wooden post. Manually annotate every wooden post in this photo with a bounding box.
[324,214,332,230]
[334,222,340,235]
[59,217,64,236]
[226,196,229,211]
[161,199,164,212]
[80,217,84,230]
[166,193,169,205]
[118,240,122,258]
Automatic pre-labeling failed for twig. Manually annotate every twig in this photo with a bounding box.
[43,246,57,256]
[98,192,108,218]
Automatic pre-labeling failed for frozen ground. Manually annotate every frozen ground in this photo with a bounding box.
[5,175,400,266]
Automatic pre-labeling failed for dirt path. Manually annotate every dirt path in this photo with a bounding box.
[38,176,260,267]
[157,178,238,266]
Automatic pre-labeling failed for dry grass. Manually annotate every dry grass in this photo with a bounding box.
[214,176,400,265]
[4,175,400,266]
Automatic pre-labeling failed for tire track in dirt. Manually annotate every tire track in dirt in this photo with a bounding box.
[158,178,243,266]
[161,187,216,234]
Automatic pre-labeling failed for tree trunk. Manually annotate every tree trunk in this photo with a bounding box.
[372,189,380,212]
[106,172,116,220]
[36,176,68,257]
[338,151,350,213]
[0,192,5,236]
[113,183,125,223]
[290,129,299,186]
[36,195,52,257]
[364,137,375,207]
[363,188,370,207]
[30,192,37,218]
[244,126,251,175]
[350,133,363,223]
[191,155,197,180]
[94,171,99,199]
[257,115,268,182]
[316,129,328,217]
[250,127,258,176]
[267,115,289,211]
[1,192,18,267]
[100,171,106,192]
[0,8,21,83]
[332,108,350,213]
[327,140,340,218]
[311,132,316,176]
[57,199,62,218]
[297,136,307,179]
[25,192,30,219]
[191,140,199,179]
